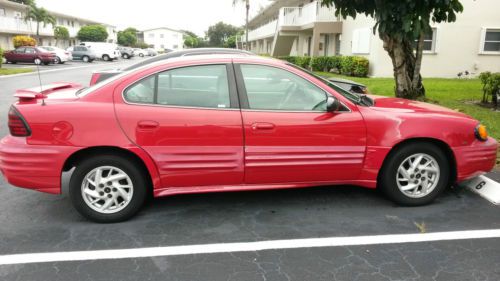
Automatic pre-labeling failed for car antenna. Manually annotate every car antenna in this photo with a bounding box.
[35,63,46,106]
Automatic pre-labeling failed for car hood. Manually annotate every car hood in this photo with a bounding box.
[368,95,472,119]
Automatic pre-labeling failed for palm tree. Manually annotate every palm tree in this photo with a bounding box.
[24,5,56,43]
[233,0,250,50]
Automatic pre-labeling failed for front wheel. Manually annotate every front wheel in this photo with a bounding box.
[69,155,148,223]
[123,54,130,59]
[34,58,42,65]
[82,56,90,63]
[379,143,450,206]
[55,56,62,64]
[102,54,110,61]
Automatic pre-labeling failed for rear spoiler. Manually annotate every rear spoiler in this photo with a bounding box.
[14,82,82,101]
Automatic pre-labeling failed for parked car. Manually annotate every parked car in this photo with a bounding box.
[39,46,72,64]
[80,42,120,61]
[1,55,497,223]
[90,48,254,85]
[66,45,96,63]
[3,46,56,65]
[133,48,148,57]
[118,46,134,59]
[146,48,157,56]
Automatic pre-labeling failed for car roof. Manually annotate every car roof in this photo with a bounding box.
[122,48,255,71]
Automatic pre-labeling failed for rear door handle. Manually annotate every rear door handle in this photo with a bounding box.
[251,122,275,131]
[137,120,159,130]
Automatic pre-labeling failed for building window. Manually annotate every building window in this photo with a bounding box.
[352,28,371,54]
[149,33,154,38]
[414,28,437,53]
[481,28,500,53]
[160,34,164,38]
[160,44,165,48]
[173,45,178,49]
[0,8,5,16]
[13,11,22,19]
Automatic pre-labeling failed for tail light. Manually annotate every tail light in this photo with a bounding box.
[8,107,31,137]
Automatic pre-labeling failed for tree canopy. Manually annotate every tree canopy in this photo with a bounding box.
[206,22,241,47]
[117,29,137,46]
[77,25,108,42]
[320,0,463,99]
[54,26,69,41]
[24,4,55,38]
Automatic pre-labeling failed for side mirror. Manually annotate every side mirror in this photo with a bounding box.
[326,96,341,112]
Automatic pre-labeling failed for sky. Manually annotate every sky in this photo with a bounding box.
[36,0,272,37]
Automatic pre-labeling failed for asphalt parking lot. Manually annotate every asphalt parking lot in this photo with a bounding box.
[0,57,499,281]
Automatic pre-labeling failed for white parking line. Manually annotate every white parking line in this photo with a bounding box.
[1,229,499,265]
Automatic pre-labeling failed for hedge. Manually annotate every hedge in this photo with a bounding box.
[277,55,369,77]
[0,47,3,68]
[13,35,37,48]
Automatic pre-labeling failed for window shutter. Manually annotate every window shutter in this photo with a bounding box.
[479,27,486,54]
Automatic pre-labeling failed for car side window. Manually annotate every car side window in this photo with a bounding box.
[15,47,25,53]
[240,64,327,111]
[124,65,231,109]
[25,48,35,54]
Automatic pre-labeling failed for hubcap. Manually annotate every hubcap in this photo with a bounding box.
[81,166,134,214]
[396,153,440,198]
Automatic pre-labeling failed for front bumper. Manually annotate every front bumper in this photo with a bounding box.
[0,136,77,194]
[453,137,498,182]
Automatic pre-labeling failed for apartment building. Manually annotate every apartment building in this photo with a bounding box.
[0,0,116,50]
[139,27,184,52]
[243,0,500,77]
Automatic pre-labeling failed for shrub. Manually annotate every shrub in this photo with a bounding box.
[0,47,3,68]
[479,71,500,108]
[352,57,369,77]
[277,56,296,64]
[311,56,331,72]
[77,25,108,42]
[339,56,355,76]
[13,35,37,48]
[294,56,311,69]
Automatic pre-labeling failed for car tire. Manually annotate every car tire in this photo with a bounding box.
[123,54,130,59]
[69,155,148,223]
[82,56,90,63]
[139,53,144,57]
[34,58,42,65]
[55,56,61,64]
[102,55,110,61]
[379,142,450,206]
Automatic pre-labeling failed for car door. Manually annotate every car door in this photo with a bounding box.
[71,46,81,60]
[10,47,25,62]
[114,61,244,188]
[23,47,36,62]
[234,63,367,184]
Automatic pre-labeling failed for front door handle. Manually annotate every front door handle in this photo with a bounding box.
[251,122,275,131]
[137,120,159,130]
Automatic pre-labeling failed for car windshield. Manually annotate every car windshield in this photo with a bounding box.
[287,64,363,105]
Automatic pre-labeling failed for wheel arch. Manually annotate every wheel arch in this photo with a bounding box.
[378,137,457,185]
[62,146,160,196]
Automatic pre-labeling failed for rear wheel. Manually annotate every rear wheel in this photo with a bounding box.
[379,143,450,206]
[69,155,147,223]
[82,56,90,63]
[139,53,144,57]
[102,54,110,61]
[34,58,42,65]
[55,56,61,64]
[123,54,130,59]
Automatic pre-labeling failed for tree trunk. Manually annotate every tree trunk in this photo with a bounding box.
[382,34,425,100]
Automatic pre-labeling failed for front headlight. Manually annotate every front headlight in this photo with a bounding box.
[475,124,488,141]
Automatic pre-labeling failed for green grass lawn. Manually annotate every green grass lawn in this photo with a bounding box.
[318,72,500,142]
[0,68,34,76]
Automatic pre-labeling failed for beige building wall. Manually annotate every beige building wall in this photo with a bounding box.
[339,0,500,77]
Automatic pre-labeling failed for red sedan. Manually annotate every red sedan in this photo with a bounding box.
[4,46,56,65]
[0,55,497,222]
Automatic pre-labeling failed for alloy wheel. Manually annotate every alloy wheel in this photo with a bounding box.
[81,166,134,214]
[396,153,440,198]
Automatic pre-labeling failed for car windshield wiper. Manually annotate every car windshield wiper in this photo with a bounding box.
[358,94,374,106]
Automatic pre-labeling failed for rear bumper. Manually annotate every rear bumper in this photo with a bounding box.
[453,137,498,182]
[0,136,77,194]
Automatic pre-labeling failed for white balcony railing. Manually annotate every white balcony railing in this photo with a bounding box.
[280,1,336,26]
[0,16,80,38]
[247,19,278,41]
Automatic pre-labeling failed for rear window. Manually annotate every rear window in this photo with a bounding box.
[124,64,231,109]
